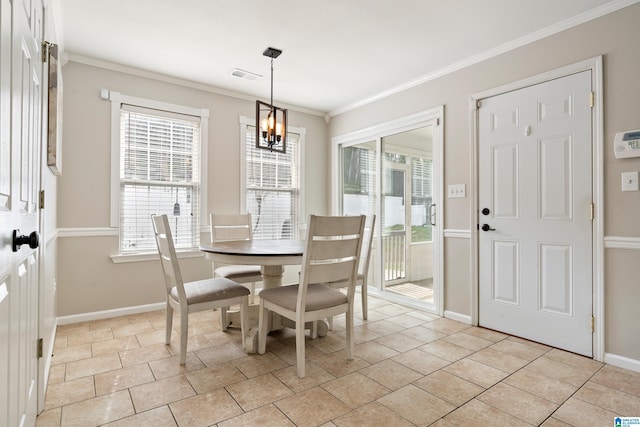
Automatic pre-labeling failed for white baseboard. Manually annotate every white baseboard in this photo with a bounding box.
[444,310,472,324]
[57,302,165,325]
[604,352,640,373]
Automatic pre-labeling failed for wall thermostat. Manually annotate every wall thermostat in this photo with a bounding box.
[614,129,640,159]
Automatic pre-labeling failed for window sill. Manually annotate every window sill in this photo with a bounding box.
[110,249,204,264]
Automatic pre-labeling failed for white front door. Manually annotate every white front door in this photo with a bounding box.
[478,71,593,356]
[0,0,44,425]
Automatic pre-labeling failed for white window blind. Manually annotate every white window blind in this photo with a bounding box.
[119,105,201,253]
[243,123,302,239]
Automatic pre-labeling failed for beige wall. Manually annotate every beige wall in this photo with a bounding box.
[57,61,328,316]
[329,4,640,361]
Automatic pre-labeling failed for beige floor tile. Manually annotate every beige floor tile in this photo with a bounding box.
[418,339,474,362]
[467,347,529,373]
[66,328,114,347]
[218,404,296,427]
[50,344,92,365]
[375,332,425,353]
[414,370,484,406]
[231,352,288,378]
[53,336,67,351]
[91,336,140,357]
[392,348,450,375]
[166,333,216,356]
[169,388,243,426]
[354,340,400,364]
[312,350,371,377]
[35,407,61,427]
[349,325,384,344]
[477,382,558,425]
[357,319,405,336]
[134,329,169,347]
[574,381,640,415]
[332,401,414,427]
[443,358,508,388]
[194,342,247,367]
[55,323,90,338]
[273,362,336,393]
[397,325,447,343]
[541,417,573,426]
[489,338,549,361]
[442,331,493,351]
[443,398,530,426]
[148,352,205,380]
[527,356,595,387]
[112,321,155,338]
[422,318,470,335]
[88,315,131,331]
[60,390,134,427]
[322,372,390,408]
[276,387,350,427]
[308,333,348,353]
[507,335,552,352]
[384,313,429,329]
[360,359,423,391]
[226,373,294,412]
[119,343,172,367]
[373,304,412,316]
[102,405,177,427]
[129,375,196,413]
[553,396,618,427]
[377,384,455,425]
[269,337,325,365]
[45,376,95,410]
[65,353,122,381]
[504,367,578,404]
[184,362,247,394]
[204,329,242,347]
[94,363,155,395]
[463,326,508,342]
[47,364,65,385]
[591,365,640,397]
[545,348,604,372]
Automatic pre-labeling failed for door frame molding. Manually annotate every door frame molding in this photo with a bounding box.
[469,56,604,361]
[331,107,444,316]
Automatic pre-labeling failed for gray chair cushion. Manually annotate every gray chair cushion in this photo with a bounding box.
[171,277,249,305]
[260,283,347,312]
[215,265,261,280]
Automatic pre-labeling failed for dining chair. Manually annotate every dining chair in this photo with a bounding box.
[152,214,250,364]
[210,213,263,308]
[258,214,365,378]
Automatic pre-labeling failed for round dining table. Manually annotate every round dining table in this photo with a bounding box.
[199,239,329,352]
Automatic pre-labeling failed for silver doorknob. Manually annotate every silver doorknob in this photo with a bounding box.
[12,230,39,252]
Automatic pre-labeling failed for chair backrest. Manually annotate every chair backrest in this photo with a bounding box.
[210,213,253,243]
[298,214,365,312]
[151,214,186,303]
[358,214,376,277]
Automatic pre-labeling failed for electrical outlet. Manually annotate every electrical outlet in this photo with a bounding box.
[448,184,466,198]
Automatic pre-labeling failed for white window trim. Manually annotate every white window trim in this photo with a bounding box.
[238,116,305,234]
[108,91,209,258]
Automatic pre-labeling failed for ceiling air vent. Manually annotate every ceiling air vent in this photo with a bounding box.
[231,68,261,81]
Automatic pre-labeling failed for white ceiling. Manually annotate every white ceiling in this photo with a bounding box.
[58,0,629,115]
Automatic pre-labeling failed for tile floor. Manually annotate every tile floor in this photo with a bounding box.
[36,296,640,426]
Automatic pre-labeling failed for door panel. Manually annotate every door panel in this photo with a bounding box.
[479,71,593,357]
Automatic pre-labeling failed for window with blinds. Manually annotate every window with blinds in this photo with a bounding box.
[119,105,202,253]
[243,122,302,240]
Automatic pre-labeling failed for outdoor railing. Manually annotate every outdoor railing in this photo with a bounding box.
[382,230,406,281]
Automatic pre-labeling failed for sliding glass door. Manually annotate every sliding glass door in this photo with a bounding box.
[334,108,442,314]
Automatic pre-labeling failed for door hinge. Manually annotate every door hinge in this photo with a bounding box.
[590,316,595,333]
[37,338,43,358]
[39,190,45,210]
[41,41,49,62]
[590,203,594,220]
[589,91,595,108]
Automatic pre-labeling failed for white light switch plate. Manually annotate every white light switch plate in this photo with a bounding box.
[621,171,639,192]
[448,184,466,198]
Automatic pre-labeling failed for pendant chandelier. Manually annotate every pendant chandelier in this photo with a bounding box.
[256,47,287,153]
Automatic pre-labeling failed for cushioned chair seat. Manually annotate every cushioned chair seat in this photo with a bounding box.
[215,265,261,280]
[170,278,249,305]
[260,283,347,312]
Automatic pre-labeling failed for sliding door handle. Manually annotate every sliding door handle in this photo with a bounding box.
[429,204,436,227]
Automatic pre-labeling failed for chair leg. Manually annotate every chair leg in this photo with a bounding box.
[165,301,174,345]
[239,296,249,350]
[296,321,306,378]
[179,309,188,365]
[361,280,368,320]
[346,308,354,360]
[258,302,268,354]
[220,307,229,331]
[327,316,334,330]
